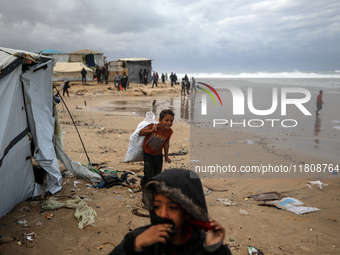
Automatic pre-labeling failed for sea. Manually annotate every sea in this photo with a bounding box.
[152,70,340,170]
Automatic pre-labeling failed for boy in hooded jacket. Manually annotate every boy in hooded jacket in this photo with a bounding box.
[109,168,231,255]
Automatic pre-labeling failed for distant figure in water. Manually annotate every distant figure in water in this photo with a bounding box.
[316,90,323,115]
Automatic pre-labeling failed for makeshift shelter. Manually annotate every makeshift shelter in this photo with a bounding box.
[108,58,152,83]
[53,62,93,81]
[0,47,62,218]
[69,49,104,67]
[40,49,69,62]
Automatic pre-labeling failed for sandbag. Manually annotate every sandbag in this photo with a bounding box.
[123,111,157,162]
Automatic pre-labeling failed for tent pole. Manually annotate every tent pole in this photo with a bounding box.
[54,87,92,165]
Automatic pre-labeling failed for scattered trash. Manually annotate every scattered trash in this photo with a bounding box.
[168,149,188,156]
[131,208,149,218]
[204,189,212,196]
[42,196,82,210]
[264,197,320,215]
[251,191,281,201]
[25,232,36,242]
[45,214,54,220]
[217,198,236,206]
[248,246,263,255]
[204,184,228,192]
[308,180,328,190]
[18,206,31,212]
[127,188,133,193]
[74,200,97,229]
[17,220,27,225]
[239,140,254,145]
[190,160,201,163]
[74,181,82,188]
[332,126,340,131]
[239,209,249,215]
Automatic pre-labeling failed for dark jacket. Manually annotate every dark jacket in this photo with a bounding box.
[109,169,231,255]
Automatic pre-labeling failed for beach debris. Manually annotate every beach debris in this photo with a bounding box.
[25,232,36,242]
[239,139,254,145]
[239,209,249,215]
[248,246,263,255]
[18,206,31,212]
[204,184,228,192]
[216,198,236,206]
[190,159,200,163]
[74,200,97,229]
[168,149,188,156]
[42,196,82,210]
[333,126,340,131]
[45,214,54,220]
[204,189,212,196]
[307,180,328,190]
[264,197,320,215]
[330,120,340,124]
[74,181,82,188]
[251,191,281,201]
[17,220,27,225]
[131,208,149,218]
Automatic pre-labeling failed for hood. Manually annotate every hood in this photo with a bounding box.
[142,169,209,222]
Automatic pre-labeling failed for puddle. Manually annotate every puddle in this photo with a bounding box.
[95,96,195,122]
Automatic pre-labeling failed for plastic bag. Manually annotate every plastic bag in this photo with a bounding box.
[123,112,157,162]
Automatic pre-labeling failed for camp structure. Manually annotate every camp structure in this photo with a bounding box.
[108,58,152,83]
[40,49,69,62]
[0,47,62,218]
[69,49,105,67]
[53,62,93,81]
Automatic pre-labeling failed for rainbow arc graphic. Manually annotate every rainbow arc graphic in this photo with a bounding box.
[197,82,222,106]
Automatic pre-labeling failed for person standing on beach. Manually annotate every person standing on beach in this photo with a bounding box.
[144,69,148,85]
[60,80,70,97]
[114,72,120,89]
[139,69,143,84]
[138,109,174,187]
[120,72,128,91]
[152,72,158,88]
[316,90,324,115]
[170,72,176,87]
[81,67,87,84]
[161,73,165,83]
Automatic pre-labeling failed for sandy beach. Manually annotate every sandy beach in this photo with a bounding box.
[0,80,339,255]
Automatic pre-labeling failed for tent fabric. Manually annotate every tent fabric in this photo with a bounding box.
[0,47,62,218]
[53,62,93,81]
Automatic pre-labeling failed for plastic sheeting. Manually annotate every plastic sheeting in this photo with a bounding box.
[0,48,62,218]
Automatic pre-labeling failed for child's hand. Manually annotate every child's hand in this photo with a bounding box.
[134,224,173,250]
[205,219,225,246]
[151,124,159,132]
[164,156,171,164]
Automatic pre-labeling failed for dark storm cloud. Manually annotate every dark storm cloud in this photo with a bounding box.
[1,0,339,72]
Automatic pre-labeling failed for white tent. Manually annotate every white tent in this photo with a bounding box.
[0,47,62,218]
[53,62,93,81]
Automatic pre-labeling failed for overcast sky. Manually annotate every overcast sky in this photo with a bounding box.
[1,0,339,73]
